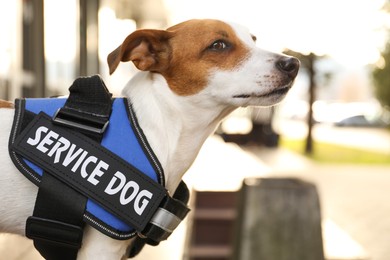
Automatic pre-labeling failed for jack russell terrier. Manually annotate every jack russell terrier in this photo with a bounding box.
[0,19,299,260]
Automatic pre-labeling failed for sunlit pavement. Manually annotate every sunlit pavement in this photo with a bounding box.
[244,144,390,260]
[187,137,385,260]
[270,120,390,259]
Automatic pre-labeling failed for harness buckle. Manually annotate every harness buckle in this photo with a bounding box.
[53,108,109,134]
[26,216,83,249]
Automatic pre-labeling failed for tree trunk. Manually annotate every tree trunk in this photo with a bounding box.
[305,53,316,155]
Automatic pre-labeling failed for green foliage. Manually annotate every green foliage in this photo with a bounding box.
[280,138,390,164]
[372,42,390,109]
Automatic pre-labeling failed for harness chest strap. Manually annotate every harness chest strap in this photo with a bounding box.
[25,74,113,260]
[9,75,190,259]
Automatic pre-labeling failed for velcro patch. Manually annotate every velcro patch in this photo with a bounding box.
[12,112,167,231]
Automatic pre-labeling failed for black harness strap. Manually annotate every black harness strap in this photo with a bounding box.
[129,180,190,257]
[52,74,112,140]
[26,75,113,260]
[27,175,86,260]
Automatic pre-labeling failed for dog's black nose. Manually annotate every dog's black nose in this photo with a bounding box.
[276,57,300,79]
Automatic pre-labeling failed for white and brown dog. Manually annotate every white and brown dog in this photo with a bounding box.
[0,19,299,259]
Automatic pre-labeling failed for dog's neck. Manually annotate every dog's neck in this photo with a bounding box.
[122,72,234,193]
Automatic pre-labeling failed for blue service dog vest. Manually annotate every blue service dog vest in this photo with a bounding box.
[8,75,190,259]
[9,97,165,239]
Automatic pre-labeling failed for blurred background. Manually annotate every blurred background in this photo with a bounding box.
[1,0,390,260]
[0,0,389,149]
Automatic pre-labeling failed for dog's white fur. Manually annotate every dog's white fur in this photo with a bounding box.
[0,19,299,259]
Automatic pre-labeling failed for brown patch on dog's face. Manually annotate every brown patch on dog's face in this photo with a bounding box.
[0,100,14,108]
[107,19,252,96]
[162,19,251,96]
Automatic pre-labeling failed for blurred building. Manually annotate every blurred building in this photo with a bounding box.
[0,0,167,100]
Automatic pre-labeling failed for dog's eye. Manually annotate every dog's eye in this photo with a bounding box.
[251,35,257,42]
[209,40,229,51]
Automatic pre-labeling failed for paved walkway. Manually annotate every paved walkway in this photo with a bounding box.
[244,145,390,260]
[187,136,390,260]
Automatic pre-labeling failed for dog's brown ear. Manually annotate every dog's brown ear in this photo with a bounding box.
[0,100,14,108]
[107,29,172,75]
